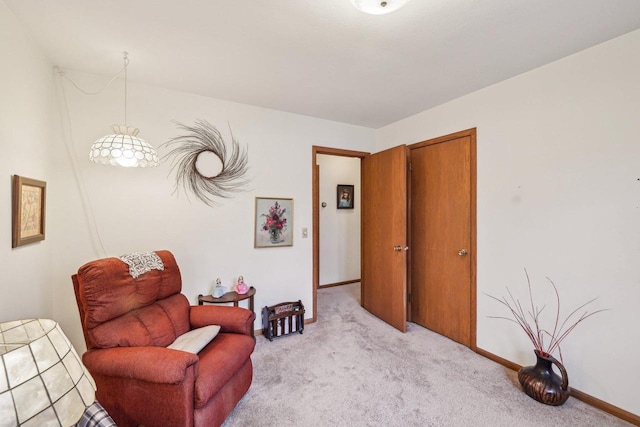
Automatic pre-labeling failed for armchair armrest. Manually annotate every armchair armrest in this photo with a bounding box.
[190,305,255,336]
[82,346,198,384]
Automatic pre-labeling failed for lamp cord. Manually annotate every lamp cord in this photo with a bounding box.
[55,67,109,258]
[53,51,136,257]
[58,66,126,96]
[124,52,129,126]
[60,51,130,128]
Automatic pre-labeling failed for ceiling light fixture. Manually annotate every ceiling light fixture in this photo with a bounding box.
[89,52,159,168]
[351,0,410,15]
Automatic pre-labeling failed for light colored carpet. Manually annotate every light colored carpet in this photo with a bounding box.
[223,283,630,427]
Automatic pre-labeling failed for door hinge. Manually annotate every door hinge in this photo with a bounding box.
[407,293,412,303]
[408,161,412,172]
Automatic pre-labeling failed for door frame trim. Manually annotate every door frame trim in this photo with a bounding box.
[312,146,370,322]
[408,128,477,350]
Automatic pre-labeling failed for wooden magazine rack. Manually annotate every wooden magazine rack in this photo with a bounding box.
[262,300,305,341]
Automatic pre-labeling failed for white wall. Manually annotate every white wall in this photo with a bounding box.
[376,29,640,416]
[0,3,58,322]
[317,154,361,285]
[51,69,374,350]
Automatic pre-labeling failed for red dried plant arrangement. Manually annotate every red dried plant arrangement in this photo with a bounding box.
[486,269,608,363]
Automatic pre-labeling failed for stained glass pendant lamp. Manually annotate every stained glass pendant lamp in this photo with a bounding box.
[351,0,410,15]
[0,319,96,426]
[89,52,159,167]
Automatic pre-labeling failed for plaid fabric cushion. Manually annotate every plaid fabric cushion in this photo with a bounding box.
[75,402,116,427]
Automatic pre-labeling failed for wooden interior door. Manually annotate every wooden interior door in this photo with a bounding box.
[361,145,408,332]
[410,133,473,346]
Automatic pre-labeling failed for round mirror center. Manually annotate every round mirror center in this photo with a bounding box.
[195,151,223,178]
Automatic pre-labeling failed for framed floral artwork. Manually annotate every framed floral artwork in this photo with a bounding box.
[337,184,354,209]
[255,197,293,248]
[12,175,46,248]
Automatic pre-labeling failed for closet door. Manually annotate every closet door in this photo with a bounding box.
[410,132,474,347]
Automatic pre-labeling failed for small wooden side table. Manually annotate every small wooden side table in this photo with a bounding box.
[198,287,256,338]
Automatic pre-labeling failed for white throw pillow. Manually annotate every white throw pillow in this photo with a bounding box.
[167,325,221,354]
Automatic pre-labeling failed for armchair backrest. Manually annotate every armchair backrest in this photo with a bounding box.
[72,250,191,350]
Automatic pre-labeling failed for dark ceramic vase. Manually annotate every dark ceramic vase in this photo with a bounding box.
[517,350,570,406]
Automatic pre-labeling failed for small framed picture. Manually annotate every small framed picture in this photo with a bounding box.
[255,197,293,248]
[12,175,46,248]
[337,184,354,209]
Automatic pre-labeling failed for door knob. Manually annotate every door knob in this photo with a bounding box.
[458,249,468,256]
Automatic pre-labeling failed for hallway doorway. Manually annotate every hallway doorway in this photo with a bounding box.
[312,146,369,322]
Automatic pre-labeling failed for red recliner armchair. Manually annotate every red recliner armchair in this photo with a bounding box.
[72,250,255,427]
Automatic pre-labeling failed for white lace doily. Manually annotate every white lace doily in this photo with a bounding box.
[119,251,165,279]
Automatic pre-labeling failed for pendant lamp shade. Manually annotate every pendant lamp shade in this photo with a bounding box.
[90,125,159,167]
[90,52,159,168]
[351,0,410,15]
[0,319,96,426]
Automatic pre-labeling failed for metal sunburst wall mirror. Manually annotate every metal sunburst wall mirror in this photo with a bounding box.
[162,120,250,206]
